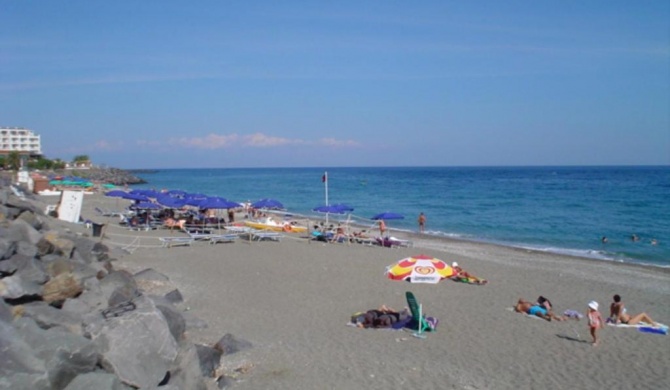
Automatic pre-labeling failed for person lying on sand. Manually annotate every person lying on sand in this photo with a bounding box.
[609,294,658,326]
[354,305,411,329]
[514,298,566,321]
[451,262,487,285]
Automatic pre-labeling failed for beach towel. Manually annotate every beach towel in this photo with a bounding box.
[606,320,668,335]
[451,276,488,285]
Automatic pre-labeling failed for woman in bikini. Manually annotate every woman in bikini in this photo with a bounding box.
[609,294,657,326]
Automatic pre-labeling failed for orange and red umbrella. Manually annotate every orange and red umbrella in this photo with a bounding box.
[385,254,455,284]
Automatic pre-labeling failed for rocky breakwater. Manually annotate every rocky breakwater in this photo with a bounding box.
[55,168,147,186]
[0,186,251,390]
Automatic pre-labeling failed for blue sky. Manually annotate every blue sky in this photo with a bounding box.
[1,1,668,168]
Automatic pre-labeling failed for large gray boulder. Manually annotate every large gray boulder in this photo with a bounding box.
[9,218,44,245]
[0,274,42,300]
[63,372,132,390]
[0,320,50,390]
[166,342,208,390]
[0,236,17,260]
[21,301,84,335]
[99,270,139,306]
[14,317,99,390]
[84,295,179,389]
[14,255,49,284]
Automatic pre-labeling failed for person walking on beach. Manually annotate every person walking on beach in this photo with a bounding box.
[587,301,604,346]
[378,220,387,237]
[418,212,426,233]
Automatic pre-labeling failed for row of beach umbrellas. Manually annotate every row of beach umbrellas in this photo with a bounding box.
[106,190,407,222]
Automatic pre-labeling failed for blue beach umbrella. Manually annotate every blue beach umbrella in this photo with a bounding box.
[130,189,160,198]
[313,204,352,214]
[130,201,161,210]
[121,193,150,202]
[331,203,354,212]
[372,212,404,236]
[167,189,187,197]
[197,197,241,210]
[157,195,187,209]
[371,212,404,221]
[105,190,128,198]
[252,198,284,210]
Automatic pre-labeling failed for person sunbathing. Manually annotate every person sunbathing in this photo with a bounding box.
[514,298,566,321]
[164,217,186,230]
[609,294,657,326]
[451,262,487,285]
[357,305,410,329]
[330,224,347,243]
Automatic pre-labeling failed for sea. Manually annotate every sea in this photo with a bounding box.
[128,166,670,268]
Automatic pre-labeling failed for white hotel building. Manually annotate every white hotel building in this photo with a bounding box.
[0,127,42,157]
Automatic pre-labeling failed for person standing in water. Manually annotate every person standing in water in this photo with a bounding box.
[418,212,426,233]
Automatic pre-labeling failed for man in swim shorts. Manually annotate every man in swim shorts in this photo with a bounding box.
[514,298,565,321]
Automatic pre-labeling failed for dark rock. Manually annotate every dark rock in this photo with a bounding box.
[83,296,179,389]
[217,375,235,389]
[195,344,222,378]
[14,255,49,284]
[42,272,84,304]
[0,274,42,300]
[14,317,99,390]
[17,209,43,230]
[0,320,50,390]
[0,236,17,260]
[92,242,109,255]
[62,372,132,390]
[36,237,56,257]
[100,270,139,306]
[0,252,23,274]
[167,342,208,390]
[152,297,186,342]
[62,279,107,316]
[9,218,43,245]
[15,240,38,258]
[213,333,252,355]
[20,301,84,335]
[0,298,13,322]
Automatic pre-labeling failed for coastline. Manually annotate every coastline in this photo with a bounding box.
[43,192,669,389]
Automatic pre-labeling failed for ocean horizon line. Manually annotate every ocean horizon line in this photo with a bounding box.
[125,164,670,171]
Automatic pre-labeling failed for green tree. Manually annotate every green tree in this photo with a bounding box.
[73,155,90,163]
[27,157,55,170]
[0,155,5,169]
[52,159,66,169]
[6,151,21,171]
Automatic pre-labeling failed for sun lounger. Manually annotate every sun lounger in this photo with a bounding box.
[208,234,238,245]
[251,231,282,241]
[159,237,194,248]
[376,237,413,248]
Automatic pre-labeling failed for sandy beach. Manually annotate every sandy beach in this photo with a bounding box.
[41,193,669,389]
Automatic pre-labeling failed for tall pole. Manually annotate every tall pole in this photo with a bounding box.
[323,171,329,225]
[324,171,329,206]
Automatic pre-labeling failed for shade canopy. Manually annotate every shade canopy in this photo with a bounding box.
[251,198,284,210]
[197,197,241,210]
[105,190,128,198]
[130,201,162,210]
[385,254,454,284]
[371,212,404,220]
[156,195,187,208]
[313,204,353,214]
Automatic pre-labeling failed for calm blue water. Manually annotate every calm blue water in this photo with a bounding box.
[130,166,670,267]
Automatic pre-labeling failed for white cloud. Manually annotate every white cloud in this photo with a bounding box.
[154,132,359,149]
